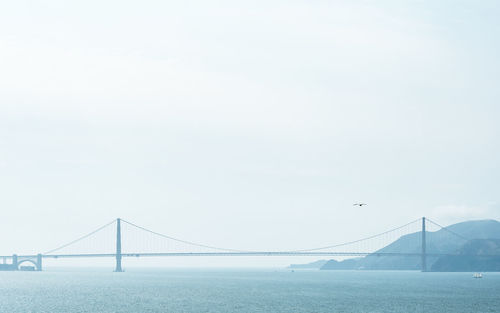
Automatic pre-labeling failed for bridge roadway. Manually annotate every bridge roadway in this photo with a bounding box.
[2,251,458,259]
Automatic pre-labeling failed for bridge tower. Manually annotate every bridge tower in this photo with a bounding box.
[421,217,426,272]
[115,218,123,272]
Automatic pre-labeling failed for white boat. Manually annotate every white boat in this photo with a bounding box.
[473,273,482,278]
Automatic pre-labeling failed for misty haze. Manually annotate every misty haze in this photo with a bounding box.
[1,1,499,312]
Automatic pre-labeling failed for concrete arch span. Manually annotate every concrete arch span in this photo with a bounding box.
[16,254,42,271]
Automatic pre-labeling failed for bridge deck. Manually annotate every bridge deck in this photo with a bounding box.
[1,252,468,259]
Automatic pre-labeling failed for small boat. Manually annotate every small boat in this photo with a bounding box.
[473,273,482,278]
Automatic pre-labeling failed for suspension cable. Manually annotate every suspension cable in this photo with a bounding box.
[425,218,469,241]
[120,219,250,253]
[43,219,116,255]
[290,218,422,252]
[43,217,455,256]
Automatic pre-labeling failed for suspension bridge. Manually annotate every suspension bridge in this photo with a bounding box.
[0,217,472,272]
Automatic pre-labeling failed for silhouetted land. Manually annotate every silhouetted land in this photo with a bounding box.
[289,260,327,269]
[318,220,500,271]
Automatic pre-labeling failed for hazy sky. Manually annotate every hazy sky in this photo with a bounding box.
[1,0,499,267]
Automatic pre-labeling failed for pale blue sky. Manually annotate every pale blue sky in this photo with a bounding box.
[0,0,499,267]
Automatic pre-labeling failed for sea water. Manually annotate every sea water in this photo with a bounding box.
[0,269,498,313]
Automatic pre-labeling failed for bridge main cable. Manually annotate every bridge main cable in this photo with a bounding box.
[43,219,117,255]
[425,218,470,241]
[120,219,252,253]
[289,217,422,252]
[42,217,427,257]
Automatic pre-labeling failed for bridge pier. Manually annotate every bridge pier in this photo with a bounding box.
[37,253,42,271]
[115,218,123,272]
[12,254,18,271]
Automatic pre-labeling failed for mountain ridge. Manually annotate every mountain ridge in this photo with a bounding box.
[318,219,500,271]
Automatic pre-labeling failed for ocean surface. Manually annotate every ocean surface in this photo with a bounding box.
[0,269,499,313]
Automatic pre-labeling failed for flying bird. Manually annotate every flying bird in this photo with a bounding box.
[353,203,367,207]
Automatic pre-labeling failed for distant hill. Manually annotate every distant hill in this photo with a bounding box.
[288,260,328,269]
[320,219,500,271]
[431,239,500,272]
